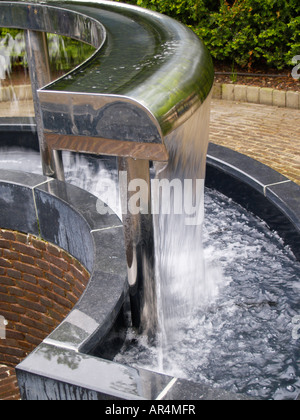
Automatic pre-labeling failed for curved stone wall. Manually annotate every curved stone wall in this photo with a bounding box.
[0,229,90,400]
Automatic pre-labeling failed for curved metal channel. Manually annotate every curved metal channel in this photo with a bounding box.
[0,0,214,161]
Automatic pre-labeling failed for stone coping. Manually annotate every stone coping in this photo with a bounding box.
[212,82,300,109]
[0,170,251,400]
[207,143,300,260]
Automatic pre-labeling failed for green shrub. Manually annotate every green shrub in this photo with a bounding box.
[1,1,299,71]
[194,0,299,70]
[0,29,95,76]
[115,0,300,70]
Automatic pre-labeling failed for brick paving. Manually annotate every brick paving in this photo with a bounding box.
[210,99,300,186]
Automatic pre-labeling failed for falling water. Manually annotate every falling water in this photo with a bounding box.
[151,96,226,367]
[0,31,24,82]
[0,30,33,117]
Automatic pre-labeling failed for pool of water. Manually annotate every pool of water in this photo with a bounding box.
[115,187,300,400]
[0,149,299,400]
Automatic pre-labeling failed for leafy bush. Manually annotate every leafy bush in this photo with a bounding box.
[115,0,300,70]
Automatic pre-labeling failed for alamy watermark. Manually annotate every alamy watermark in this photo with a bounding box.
[291,55,300,80]
[0,315,8,340]
[96,172,205,226]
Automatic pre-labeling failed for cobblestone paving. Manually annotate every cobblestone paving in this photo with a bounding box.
[210,99,300,186]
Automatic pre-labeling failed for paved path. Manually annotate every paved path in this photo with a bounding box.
[210,99,300,186]
[0,97,299,186]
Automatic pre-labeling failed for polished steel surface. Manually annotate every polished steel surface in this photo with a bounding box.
[25,29,65,179]
[0,1,105,48]
[118,157,157,337]
[38,90,167,161]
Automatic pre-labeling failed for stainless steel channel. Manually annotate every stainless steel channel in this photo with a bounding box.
[0,0,214,336]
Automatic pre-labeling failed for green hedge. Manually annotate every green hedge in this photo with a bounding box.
[115,0,300,70]
[1,1,299,71]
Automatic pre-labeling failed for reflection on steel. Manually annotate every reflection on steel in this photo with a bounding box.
[25,29,64,179]
[0,0,214,336]
[38,91,167,161]
[119,157,156,337]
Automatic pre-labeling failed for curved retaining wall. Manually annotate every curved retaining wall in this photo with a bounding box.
[0,229,90,400]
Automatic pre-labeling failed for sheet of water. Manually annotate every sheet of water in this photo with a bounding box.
[0,149,299,400]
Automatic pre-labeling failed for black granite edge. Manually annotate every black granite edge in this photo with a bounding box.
[0,170,128,353]
[78,229,128,354]
[266,181,300,232]
[29,177,129,359]
[207,143,300,239]
[0,168,49,188]
[44,227,128,353]
[0,118,36,130]
[0,170,122,233]
[0,120,38,151]
[0,170,49,236]
[207,143,289,191]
